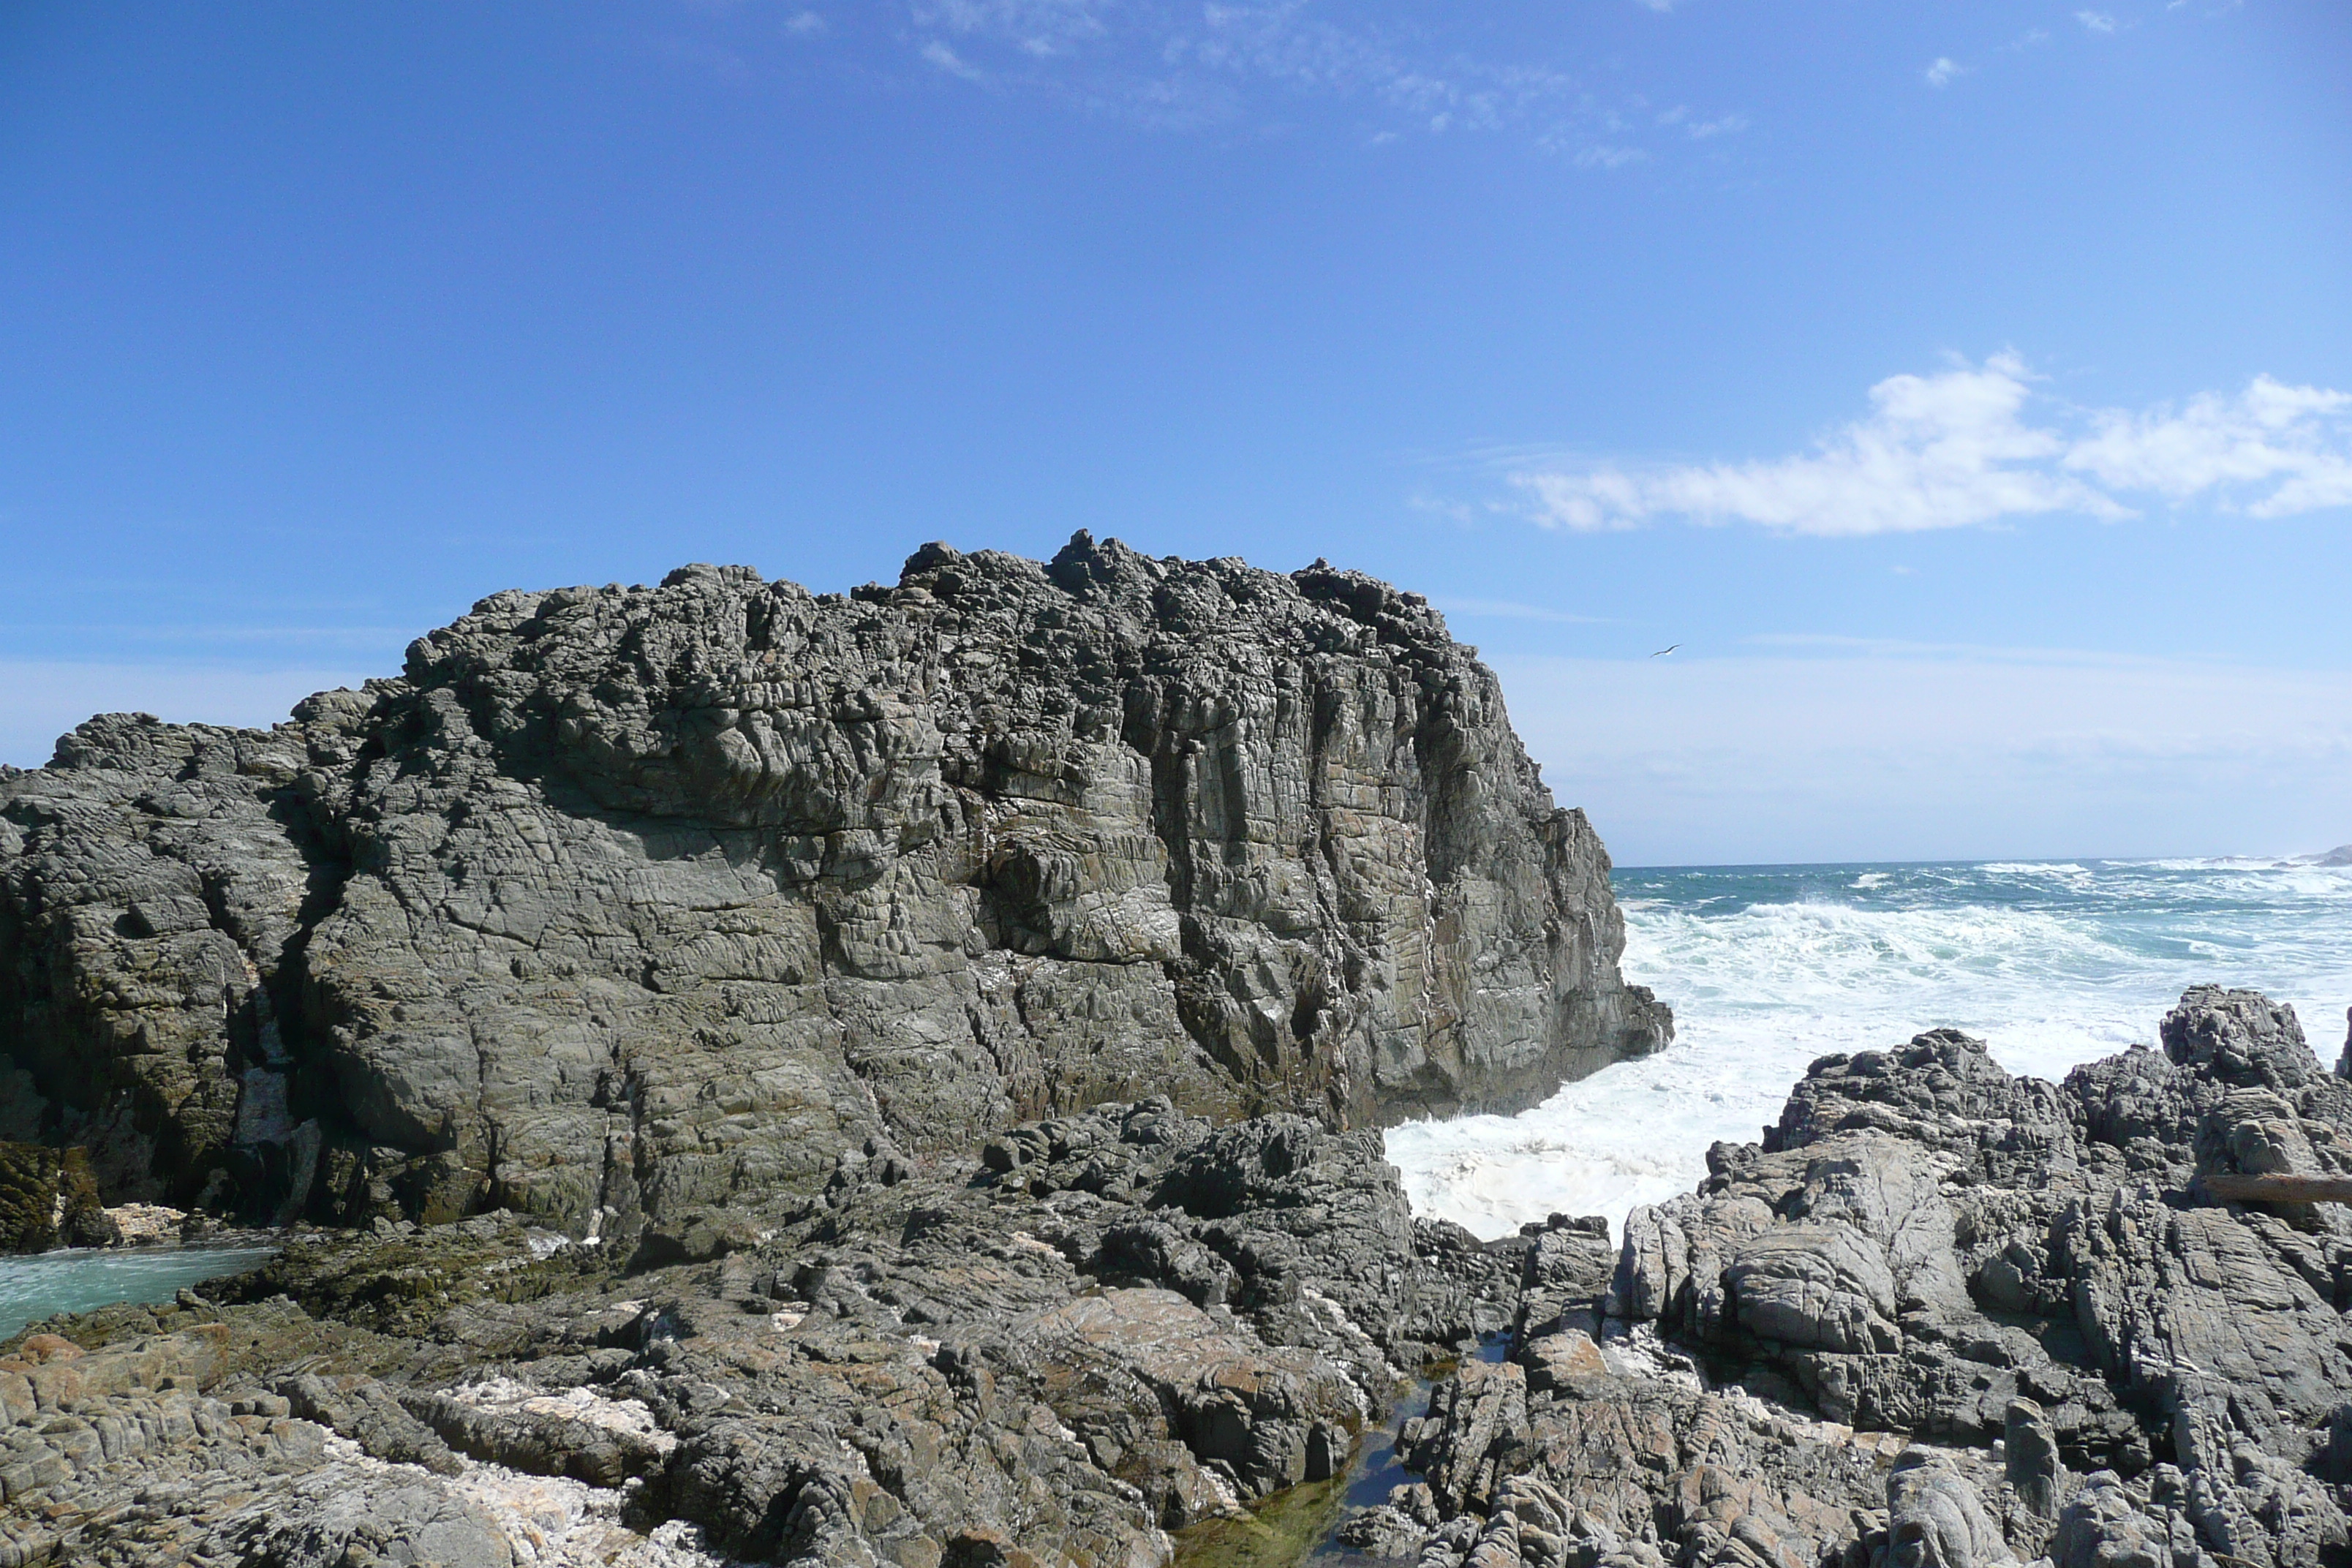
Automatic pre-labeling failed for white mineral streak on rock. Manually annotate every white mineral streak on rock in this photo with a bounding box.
[442,1378,677,1454]
[313,1432,723,1568]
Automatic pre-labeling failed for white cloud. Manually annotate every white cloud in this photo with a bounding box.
[783,10,826,36]
[2065,377,2352,516]
[1923,56,1964,87]
[1493,651,2352,864]
[920,38,985,79]
[1507,358,2352,536]
[1513,355,2118,535]
[2076,10,2118,31]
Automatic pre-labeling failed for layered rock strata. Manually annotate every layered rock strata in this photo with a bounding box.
[0,535,1668,1240]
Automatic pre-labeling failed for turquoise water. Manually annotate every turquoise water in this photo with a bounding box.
[1390,857,2352,1238]
[0,1245,276,1341]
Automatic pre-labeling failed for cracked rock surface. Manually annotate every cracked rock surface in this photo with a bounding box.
[1352,986,2352,1568]
[0,1096,1534,1566]
[0,534,1666,1241]
[10,987,2352,1568]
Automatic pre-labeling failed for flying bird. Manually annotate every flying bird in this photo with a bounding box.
[1651,644,1680,657]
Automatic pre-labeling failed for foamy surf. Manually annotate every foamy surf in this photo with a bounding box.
[1386,859,2352,1240]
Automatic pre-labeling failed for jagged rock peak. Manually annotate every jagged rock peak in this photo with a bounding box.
[0,533,1667,1241]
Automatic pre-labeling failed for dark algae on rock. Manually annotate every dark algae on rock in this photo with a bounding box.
[0,1145,104,1253]
[0,535,1667,1249]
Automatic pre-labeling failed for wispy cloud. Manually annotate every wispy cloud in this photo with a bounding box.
[1575,144,1648,170]
[1923,56,1964,88]
[920,38,986,80]
[1501,357,2352,537]
[1657,105,1746,139]
[2076,10,2119,32]
[919,0,1107,58]
[673,2,1739,164]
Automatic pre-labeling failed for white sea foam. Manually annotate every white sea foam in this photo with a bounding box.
[1387,859,2352,1240]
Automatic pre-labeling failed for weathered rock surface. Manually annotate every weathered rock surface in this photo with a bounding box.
[15,985,2352,1568]
[0,535,1667,1237]
[0,1096,1537,1566]
[1350,986,2352,1568]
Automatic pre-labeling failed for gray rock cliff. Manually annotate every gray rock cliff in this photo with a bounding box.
[0,533,1668,1238]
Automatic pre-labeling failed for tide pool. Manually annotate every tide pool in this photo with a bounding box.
[0,1245,276,1341]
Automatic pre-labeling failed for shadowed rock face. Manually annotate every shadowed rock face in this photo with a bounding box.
[0,534,1667,1237]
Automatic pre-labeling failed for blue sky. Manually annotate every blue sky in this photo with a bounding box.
[2,1,2348,863]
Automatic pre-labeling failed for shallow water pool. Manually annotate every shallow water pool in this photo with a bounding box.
[0,1245,276,1341]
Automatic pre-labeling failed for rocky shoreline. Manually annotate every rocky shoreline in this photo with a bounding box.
[0,984,2344,1567]
[5,543,2349,1565]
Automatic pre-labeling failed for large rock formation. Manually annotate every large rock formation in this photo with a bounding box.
[0,534,1667,1240]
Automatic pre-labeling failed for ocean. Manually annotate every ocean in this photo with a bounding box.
[1384,858,2352,1242]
